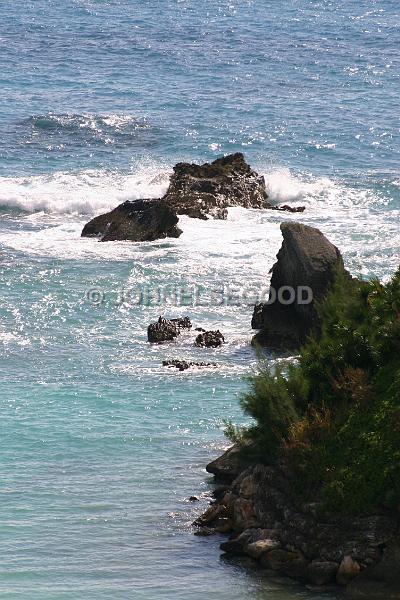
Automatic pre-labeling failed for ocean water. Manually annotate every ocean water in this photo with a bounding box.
[0,1,399,598]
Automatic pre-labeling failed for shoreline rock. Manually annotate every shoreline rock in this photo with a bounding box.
[205,444,255,483]
[194,448,400,594]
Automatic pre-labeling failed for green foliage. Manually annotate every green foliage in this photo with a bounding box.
[223,420,249,445]
[230,266,400,515]
[238,365,300,460]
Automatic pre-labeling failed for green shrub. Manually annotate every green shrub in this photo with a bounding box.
[238,365,300,461]
[230,266,400,515]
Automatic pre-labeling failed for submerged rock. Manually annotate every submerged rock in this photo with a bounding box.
[162,360,217,371]
[261,548,308,580]
[307,560,339,586]
[195,330,225,348]
[252,222,346,350]
[346,541,400,599]
[270,204,306,213]
[193,527,216,537]
[81,198,182,242]
[163,153,272,219]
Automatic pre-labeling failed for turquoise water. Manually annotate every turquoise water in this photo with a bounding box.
[0,1,399,598]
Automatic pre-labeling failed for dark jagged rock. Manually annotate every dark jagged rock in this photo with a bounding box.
[163,153,272,220]
[147,317,179,343]
[195,330,225,348]
[147,316,193,343]
[81,198,182,242]
[196,449,400,592]
[270,204,306,213]
[252,222,346,350]
[251,303,264,330]
[206,444,254,483]
[212,485,231,500]
[170,317,192,329]
[193,527,216,537]
[162,360,189,371]
[162,360,217,371]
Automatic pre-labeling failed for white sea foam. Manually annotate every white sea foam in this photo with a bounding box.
[0,164,379,217]
[0,165,398,280]
[264,168,334,204]
[0,165,170,216]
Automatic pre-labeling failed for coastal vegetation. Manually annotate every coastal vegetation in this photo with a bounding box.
[227,267,400,515]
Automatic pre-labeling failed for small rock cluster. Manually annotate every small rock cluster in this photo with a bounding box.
[147,316,225,349]
[146,317,225,371]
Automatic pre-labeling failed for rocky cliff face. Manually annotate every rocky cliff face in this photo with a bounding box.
[252,222,346,350]
[195,447,400,597]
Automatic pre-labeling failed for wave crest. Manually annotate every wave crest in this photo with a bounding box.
[264,168,335,203]
[24,113,150,133]
[19,113,154,149]
[0,166,171,216]
[0,164,391,217]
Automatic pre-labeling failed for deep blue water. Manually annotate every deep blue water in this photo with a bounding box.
[0,1,399,598]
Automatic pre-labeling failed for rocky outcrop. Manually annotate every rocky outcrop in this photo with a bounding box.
[206,444,254,483]
[81,199,182,242]
[163,153,272,220]
[194,450,400,593]
[162,360,217,371]
[81,154,305,242]
[147,316,192,343]
[148,317,179,343]
[252,222,346,350]
[194,330,225,348]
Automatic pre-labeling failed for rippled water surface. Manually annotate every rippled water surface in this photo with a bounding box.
[0,1,399,598]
